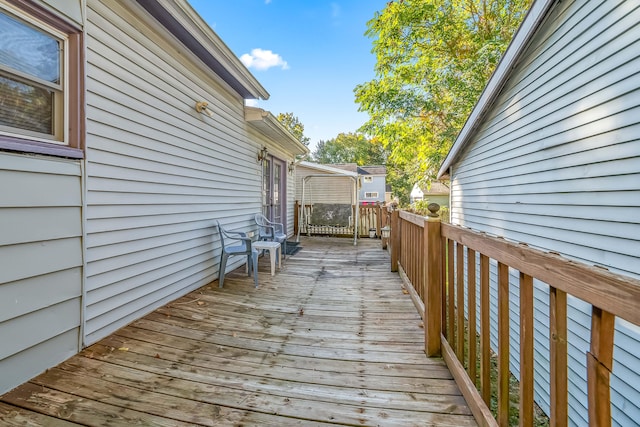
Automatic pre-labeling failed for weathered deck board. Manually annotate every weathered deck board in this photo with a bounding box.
[0,237,476,426]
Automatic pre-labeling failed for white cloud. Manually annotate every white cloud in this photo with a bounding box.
[240,48,289,71]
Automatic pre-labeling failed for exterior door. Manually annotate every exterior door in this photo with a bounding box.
[262,156,285,227]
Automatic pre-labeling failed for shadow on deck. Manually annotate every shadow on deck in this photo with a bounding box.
[0,237,476,426]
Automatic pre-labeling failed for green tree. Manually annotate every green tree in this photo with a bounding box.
[355,0,531,201]
[276,112,310,146]
[313,132,387,165]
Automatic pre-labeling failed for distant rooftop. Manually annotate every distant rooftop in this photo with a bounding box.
[332,163,386,176]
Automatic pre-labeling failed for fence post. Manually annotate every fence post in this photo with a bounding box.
[376,203,382,238]
[424,203,442,357]
[390,208,400,272]
[294,200,299,236]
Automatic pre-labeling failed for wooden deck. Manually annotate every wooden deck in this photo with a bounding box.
[0,237,475,426]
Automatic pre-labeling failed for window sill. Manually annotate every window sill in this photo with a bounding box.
[0,137,83,159]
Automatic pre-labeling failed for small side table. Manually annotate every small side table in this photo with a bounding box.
[252,241,281,276]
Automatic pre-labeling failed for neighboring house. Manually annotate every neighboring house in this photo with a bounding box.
[0,0,307,395]
[332,164,387,205]
[409,182,450,207]
[438,0,640,425]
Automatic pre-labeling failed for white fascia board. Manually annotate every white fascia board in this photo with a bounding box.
[299,161,358,177]
[437,0,557,179]
[245,107,309,156]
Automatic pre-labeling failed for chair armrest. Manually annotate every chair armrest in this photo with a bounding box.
[222,229,252,242]
[265,218,284,234]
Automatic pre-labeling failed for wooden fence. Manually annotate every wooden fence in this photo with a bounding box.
[294,201,387,238]
[389,205,640,427]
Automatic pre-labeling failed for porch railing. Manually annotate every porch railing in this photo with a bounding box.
[389,204,640,427]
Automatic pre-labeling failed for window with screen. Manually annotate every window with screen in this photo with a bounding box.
[0,2,82,154]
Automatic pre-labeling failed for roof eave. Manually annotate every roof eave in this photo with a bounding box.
[245,107,310,156]
[437,0,557,179]
[135,0,269,100]
[299,161,358,177]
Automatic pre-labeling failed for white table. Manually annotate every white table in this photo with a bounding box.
[252,241,281,276]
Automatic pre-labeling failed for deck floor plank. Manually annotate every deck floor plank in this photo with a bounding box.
[1,237,476,426]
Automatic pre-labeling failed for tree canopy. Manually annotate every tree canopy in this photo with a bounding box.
[276,112,310,146]
[313,132,387,165]
[355,0,532,202]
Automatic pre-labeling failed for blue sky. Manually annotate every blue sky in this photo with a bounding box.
[188,0,388,150]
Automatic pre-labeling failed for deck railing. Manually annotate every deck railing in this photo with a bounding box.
[389,204,640,427]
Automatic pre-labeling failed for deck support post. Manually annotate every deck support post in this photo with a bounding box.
[424,203,442,357]
[390,208,400,272]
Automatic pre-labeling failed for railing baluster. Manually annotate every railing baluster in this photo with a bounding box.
[587,307,615,427]
[520,272,534,427]
[480,254,491,406]
[447,239,455,345]
[550,287,568,427]
[467,248,477,385]
[498,262,510,426]
[457,242,465,363]
[441,235,448,340]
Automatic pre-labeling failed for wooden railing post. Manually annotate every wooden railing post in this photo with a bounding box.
[390,208,400,272]
[376,203,382,238]
[424,203,442,356]
[587,307,615,427]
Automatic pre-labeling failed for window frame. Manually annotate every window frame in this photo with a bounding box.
[364,191,379,199]
[363,176,373,183]
[0,0,83,158]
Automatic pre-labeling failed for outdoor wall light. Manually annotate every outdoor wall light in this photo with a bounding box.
[257,146,268,163]
[288,161,295,174]
[195,101,214,118]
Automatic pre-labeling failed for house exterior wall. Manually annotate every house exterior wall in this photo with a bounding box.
[0,152,83,394]
[448,1,640,425]
[245,126,299,237]
[83,0,262,345]
[36,0,84,27]
[359,175,386,204]
[295,166,354,205]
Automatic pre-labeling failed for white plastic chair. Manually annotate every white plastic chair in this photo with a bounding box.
[216,221,258,288]
[255,213,287,260]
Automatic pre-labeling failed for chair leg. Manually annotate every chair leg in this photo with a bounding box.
[219,253,228,288]
[252,252,259,288]
[283,240,287,260]
[246,254,252,276]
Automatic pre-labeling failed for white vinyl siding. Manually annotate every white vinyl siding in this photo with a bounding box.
[0,152,82,394]
[83,0,261,345]
[449,1,640,425]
